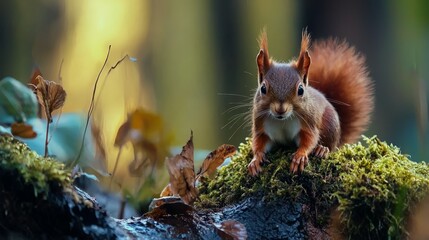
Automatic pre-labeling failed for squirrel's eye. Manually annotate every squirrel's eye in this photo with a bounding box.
[261,84,267,95]
[297,85,304,96]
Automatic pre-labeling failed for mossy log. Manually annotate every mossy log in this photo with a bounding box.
[198,136,429,239]
[0,135,125,239]
[1,134,429,239]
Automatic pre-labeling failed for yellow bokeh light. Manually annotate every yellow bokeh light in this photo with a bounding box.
[56,0,151,188]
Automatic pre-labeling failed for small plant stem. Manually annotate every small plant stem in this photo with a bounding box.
[109,147,123,190]
[118,197,126,219]
[43,99,51,158]
[72,45,111,167]
[44,120,50,157]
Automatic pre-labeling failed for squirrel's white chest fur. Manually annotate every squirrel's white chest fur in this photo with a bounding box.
[263,115,301,151]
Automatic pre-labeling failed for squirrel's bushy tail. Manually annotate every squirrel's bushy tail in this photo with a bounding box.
[309,39,374,145]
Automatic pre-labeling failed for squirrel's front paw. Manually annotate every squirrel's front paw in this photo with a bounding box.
[248,157,264,176]
[312,145,330,158]
[290,152,308,174]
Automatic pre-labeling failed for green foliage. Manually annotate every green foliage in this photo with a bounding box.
[330,137,429,239]
[0,77,38,123]
[0,135,72,196]
[198,136,429,239]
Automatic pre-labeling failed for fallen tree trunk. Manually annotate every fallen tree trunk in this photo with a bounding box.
[1,134,429,239]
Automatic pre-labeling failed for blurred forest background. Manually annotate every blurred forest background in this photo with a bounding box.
[0,0,428,190]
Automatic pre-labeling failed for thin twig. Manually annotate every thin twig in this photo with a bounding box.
[72,45,111,167]
[58,59,64,84]
[48,108,63,144]
[118,197,126,219]
[44,118,50,157]
[94,54,130,108]
[46,60,65,144]
[107,55,129,76]
[109,147,123,190]
[72,47,133,168]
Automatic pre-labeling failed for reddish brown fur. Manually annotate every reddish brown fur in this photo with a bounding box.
[319,106,341,149]
[248,30,373,176]
[300,30,311,57]
[258,29,269,61]
[308,39,373,144]
[295,30,311,79]
[257,29,272,80]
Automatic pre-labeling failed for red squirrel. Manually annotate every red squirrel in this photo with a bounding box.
[248,30,374,175]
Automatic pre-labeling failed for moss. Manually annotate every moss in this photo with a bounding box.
[0,135,122,238]
[0,134,72,196]
[197,136,429,239]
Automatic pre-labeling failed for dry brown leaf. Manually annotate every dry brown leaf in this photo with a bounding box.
[113,109,169,173]
[28,68,43,118]
[110,109,171,190]
[214,220,248,240]
[11,122,37,139]
[146,196,193,219]
[35,75,66,123]
[195,144,236,182]
[161,142,236,199]
[160,183,172,197]
[166,131,197,205]
[29,67,42,93]
[115,109,163,147]
[113,119,130,147]
[128,139,158,177]
[179,131,194,162]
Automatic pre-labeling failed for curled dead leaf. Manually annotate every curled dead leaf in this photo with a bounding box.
[29,67,42,93]
[34,75,66,123]
[11,122,37,139]
[110,108,172,190]
[214,220,247,240]
[128,139,158,177]
[28,67,43,118]
[166,131,197,205]
[115,109,163,147]
[146,196,193,219]
[160,183,173,197]
[114,119,130,147]
[113,109,169,175]
[161,142,236,200]
[195,144,236,182]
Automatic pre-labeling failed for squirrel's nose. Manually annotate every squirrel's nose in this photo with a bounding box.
[275,108,286,115]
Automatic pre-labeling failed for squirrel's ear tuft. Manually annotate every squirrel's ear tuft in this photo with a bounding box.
[300,29,311,56]
[296,29,311,85]
[256,29,271,83]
